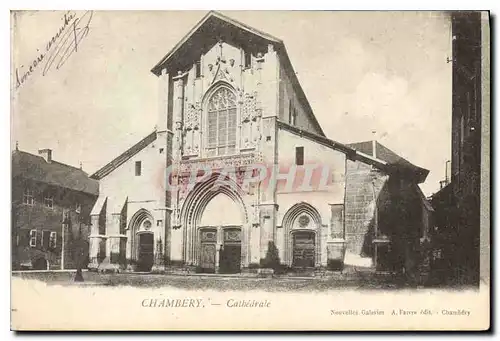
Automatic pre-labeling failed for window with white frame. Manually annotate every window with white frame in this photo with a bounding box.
[206,87,237,157]
[29,229,37,247]
[49,232,57,249]
[44,193,54,209]
[23,187,34,205]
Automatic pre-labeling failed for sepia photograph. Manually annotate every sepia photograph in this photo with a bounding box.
[10,9,490,331]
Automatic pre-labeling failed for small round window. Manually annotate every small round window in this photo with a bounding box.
[298,215,310,227]
[143,220,152,230]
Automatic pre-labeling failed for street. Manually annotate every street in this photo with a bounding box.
[12,270,404,292]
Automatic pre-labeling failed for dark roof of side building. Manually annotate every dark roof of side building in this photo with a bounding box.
[12,150,99,196]
[346,140,429,183]
[90,130,157,180]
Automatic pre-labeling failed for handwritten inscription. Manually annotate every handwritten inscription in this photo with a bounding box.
[14,10,94,90]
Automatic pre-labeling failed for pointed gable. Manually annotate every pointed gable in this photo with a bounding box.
[151,11,281,76]
[151,11,325,137]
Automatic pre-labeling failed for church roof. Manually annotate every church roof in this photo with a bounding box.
[90,130,157,180]
[346,140,429,183]
[151,11,325,136]
[12,149,99,196]
[151,11,282,76]
[278,122,428,184]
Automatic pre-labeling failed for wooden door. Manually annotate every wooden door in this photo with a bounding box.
[199,229,217,273]
[138,233,154,272]
[292,231,315,268]
[220,244,241,274]
[219,228,241,274]
[200,243,216,272]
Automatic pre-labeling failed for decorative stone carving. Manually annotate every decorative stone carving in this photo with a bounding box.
[201,230,217,242]
[183,102,201,156]
[175,154,262,202]
[235,168,247,187]
[177,175,192,202]
[184,103,200,131]
[178,152,262,174]
[224,229,241,242]
[207,41,237,86]
[172,207,181,228]
[139,219,152,232]
[241,93,256,123]
[298,215,310,228]
[212,65,229,83]
[240,92,262,150]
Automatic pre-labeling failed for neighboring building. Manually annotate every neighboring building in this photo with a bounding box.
[345,141,433,282]
[89,11,431,283]
[430,11,486,286]
[12,147,99,270]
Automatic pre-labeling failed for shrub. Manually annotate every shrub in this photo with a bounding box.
[260,241,281,271]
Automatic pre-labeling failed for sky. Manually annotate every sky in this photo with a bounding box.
[11,10,452,196]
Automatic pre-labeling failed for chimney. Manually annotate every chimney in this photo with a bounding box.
[371,130,377,159]
[38,149,52,163]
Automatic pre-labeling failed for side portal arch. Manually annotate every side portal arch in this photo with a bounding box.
[282,202,322,267]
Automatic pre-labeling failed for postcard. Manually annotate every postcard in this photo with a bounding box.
[10,10,490,331]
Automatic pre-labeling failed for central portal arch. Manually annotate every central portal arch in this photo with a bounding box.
[181,173,248,273]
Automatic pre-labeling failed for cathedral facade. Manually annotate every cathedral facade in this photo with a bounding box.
[89,12,432,279]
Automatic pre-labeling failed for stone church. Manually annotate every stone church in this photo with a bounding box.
[89,11,432,279]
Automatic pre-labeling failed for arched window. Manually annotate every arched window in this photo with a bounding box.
[206,87,237,157]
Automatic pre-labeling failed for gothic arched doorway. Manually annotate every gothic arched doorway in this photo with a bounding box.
[282,202,322,268]
[198,193,243,273]
[181,174,248,273]
[128,209,155,272]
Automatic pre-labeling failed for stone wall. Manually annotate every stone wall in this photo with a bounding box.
[344,159,388,266]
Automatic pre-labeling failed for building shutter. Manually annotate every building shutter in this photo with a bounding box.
[42,230,50,249]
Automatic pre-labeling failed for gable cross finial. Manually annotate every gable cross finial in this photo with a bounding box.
[216,39,226,65]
